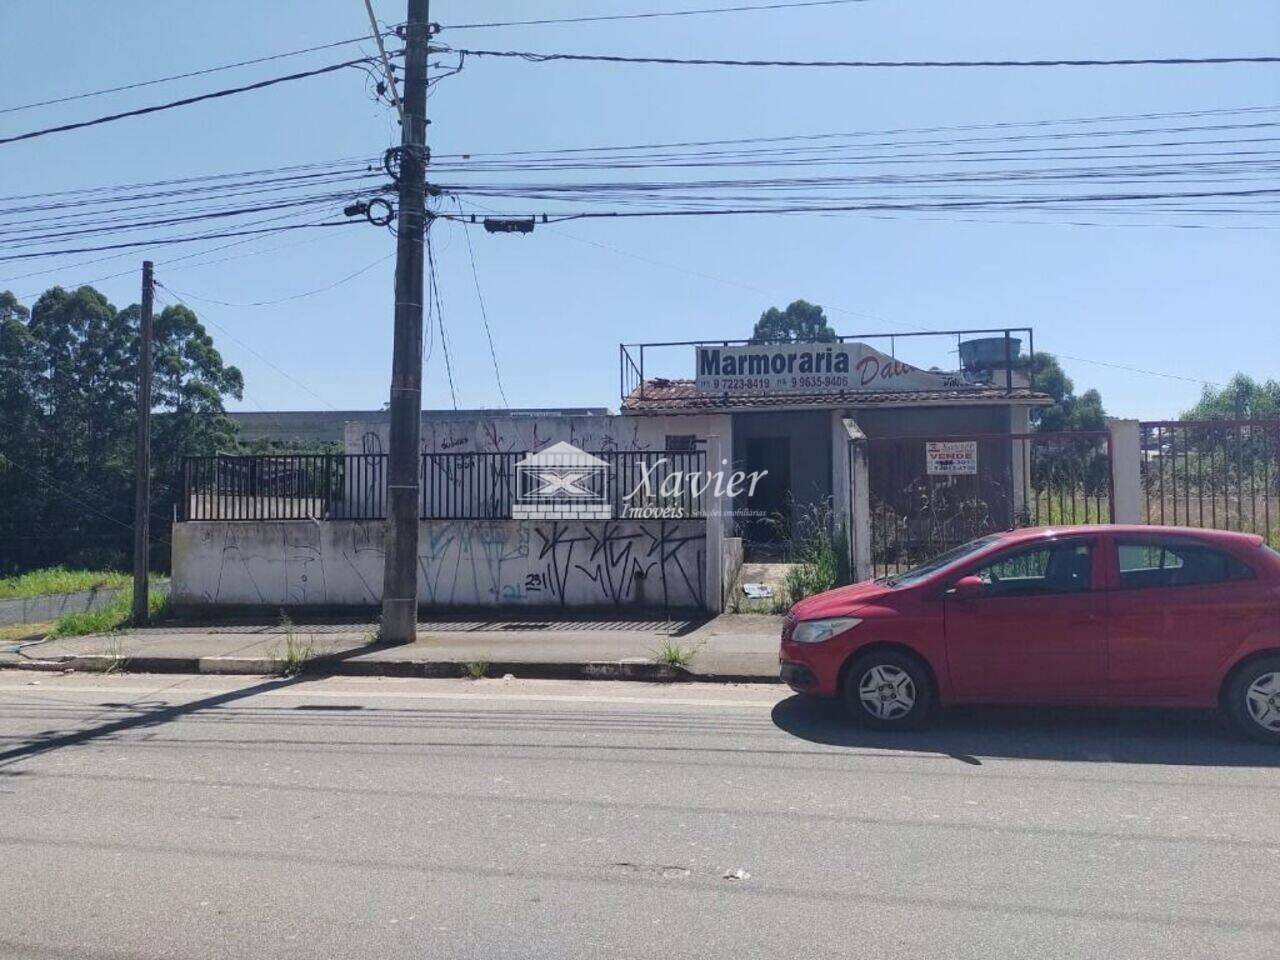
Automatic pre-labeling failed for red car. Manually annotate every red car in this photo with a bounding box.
[780,525,1280,742]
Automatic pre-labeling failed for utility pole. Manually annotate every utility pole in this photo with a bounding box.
[380,0,431,644]
[131,260,154,624]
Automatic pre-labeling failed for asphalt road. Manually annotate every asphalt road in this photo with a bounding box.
[1,670,1277,959]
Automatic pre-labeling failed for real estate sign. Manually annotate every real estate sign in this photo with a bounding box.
[694,342,963,396]
[925,440,979,476]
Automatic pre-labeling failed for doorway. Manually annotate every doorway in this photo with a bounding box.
[741,436,792,547]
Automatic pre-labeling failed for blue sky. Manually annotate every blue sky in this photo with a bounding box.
[2,0,1277,419]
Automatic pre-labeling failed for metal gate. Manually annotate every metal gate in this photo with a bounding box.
[867,431,1112,578]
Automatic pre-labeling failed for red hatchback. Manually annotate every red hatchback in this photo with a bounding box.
[780,526,1280,742]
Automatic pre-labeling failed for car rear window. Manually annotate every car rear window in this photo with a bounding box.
[1116,539,1254,589]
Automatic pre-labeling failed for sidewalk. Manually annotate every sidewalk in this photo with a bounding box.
[0,612,784,683]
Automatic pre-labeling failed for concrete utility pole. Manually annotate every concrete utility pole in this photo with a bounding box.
[380,0,431,644]
[131,260,154,624]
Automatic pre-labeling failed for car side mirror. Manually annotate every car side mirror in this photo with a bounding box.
[950,575,984,600]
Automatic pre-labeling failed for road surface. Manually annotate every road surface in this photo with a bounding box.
[1,670,1277,959]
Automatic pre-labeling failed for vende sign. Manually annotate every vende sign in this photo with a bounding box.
[695,342,963,396]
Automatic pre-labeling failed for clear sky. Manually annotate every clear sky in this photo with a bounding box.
[2,0,1277,419]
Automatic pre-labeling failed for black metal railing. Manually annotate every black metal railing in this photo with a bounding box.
[181,450,707,522]
[1140,420,1279,545]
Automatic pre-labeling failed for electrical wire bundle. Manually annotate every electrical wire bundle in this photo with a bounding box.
[427,105,1280,228]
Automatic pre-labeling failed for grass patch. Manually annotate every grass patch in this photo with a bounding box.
[651,640,695,667]
[0,567,134,601]
[0,621,55,644]
[49,591,170,639]
[463,658,490,680]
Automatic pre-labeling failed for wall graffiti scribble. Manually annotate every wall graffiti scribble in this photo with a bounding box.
[175,519,706,610]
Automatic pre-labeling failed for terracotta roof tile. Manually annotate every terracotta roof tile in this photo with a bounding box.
[622,378,1050,412]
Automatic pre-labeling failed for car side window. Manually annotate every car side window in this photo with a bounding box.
[1116,540,1253,589]
[970,541,1093,598]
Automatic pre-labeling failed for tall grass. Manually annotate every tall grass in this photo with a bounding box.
[785,499,845,603]
[0,567,132,601]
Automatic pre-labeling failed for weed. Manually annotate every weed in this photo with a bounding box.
[272,611,314,676]
[363,621,382,645]
[651,640,695,667]
[785,499,844,602]
[274,634,315,677]
[464,658,490,680]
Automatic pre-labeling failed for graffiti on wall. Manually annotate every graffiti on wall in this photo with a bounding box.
[181,520,705,609]
[352,415,667,457]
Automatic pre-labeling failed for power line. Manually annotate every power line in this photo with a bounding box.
[154,283,340,411]
[162,251,394,307]
[0,33,400,116]
[459,198,1230,388]
[453,200,508,406]
[0,57,383,147]
[0,219,360,264]
[429,104,1280,160]
[444,0,871,30]
[426,229,459,409]
[445,46,1280,69]
[436,186,1280,225]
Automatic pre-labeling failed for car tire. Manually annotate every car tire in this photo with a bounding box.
[842,649,936,730]
[1224,654,1280,745]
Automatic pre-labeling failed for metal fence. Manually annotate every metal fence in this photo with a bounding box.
[181,450,707,522]
[867,431,1112,577]
[1140,420,1279,545]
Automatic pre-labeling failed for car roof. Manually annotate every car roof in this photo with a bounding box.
[995,525,1265,547]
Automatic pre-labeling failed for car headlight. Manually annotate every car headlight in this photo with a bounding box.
[790,617,862,644]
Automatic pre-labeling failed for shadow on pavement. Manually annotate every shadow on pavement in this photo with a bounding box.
[770,694,1280,767]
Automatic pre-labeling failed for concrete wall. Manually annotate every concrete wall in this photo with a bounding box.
[172,519,709,611]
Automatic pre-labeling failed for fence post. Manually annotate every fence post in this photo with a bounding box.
[703,436,725,613]
[1108,418,1142,523]
[842,419,873,583]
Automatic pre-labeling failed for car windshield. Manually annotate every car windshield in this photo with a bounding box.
[883,534,1004,587]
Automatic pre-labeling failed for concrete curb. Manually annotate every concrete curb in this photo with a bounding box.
[0,654,782,684]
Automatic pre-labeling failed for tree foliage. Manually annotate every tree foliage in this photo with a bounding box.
[1182,373,1280,421]
[750,299,837,344]
[0,286,242,574]
[1023,352,1107,432]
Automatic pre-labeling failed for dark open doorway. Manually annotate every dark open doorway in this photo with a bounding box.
[741,435,792,547]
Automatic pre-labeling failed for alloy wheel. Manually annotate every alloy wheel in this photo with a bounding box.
[857,664,917,720]
[1245,672,1280,733]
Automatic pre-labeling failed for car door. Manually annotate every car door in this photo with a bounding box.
[1105,535,1261,704]
[944,536,1106,704]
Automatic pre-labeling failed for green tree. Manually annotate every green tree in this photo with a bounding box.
[750,299,837,343]
[0,293,45,574]
[138,302,243,520]
[0,286,243,573]
[1182,373,1280,420]
[1023,352,1107,432]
